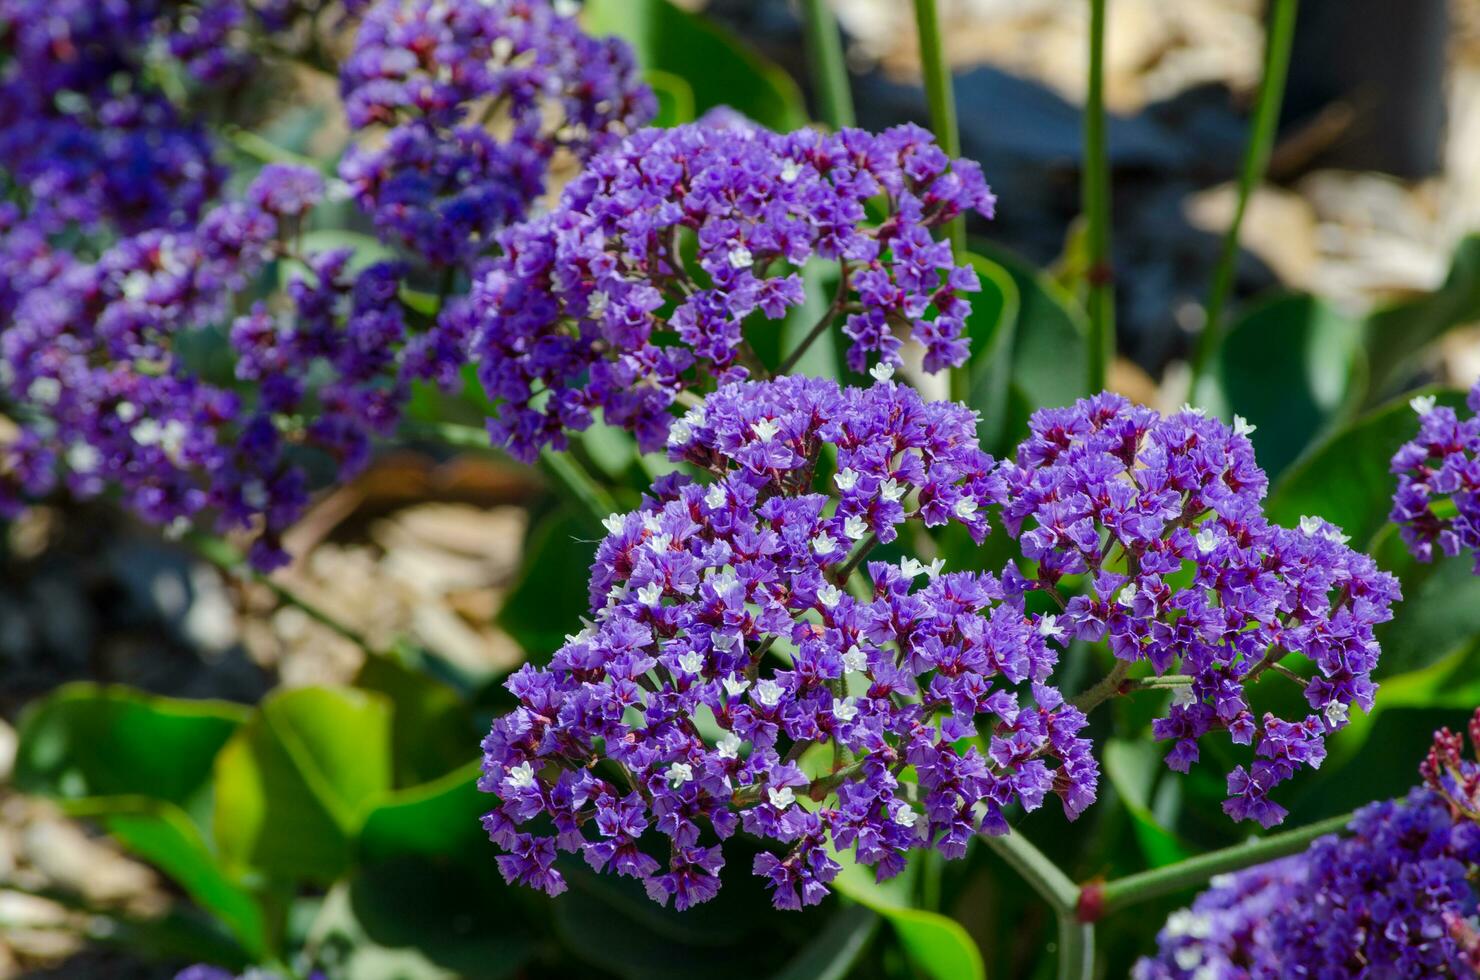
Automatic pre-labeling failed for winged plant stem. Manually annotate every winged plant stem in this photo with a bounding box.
[1083,0,1114,393]
[802,0,855,130]
[980,829,1091,980]
[1188,0,1299,391]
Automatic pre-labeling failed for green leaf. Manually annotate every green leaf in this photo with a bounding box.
[497,507,597,664]
[1206,293,1366,480]
[771,904,880,980]
[214,687,393,884]
[645,68,697,127]
[356,654,477,787]
[308,857,537,980]
[1103,740,1190,867]
[831,859,985,980]
[583,0,807,131]
[14,683,246,810]
[1365,234,1480,401]
[1371,530,1480,676]
[971,241,1088,415]
[962,253,1022,453]
[1267,387,1469,546]
[280,230,399,286]
[358,760,486,866]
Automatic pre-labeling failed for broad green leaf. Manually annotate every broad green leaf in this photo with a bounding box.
[1371,529,1480,676]
[214,687,393,883]
[309,858,536,980]
[15,683,246,811]
[1267,387,1469,546]
[358,760,486,866]
[645,68,697,127]
[1365,234,1480,401]
[1206,293,1366,480]
[1103,740,1190,867]
[356,654,477,787]
[771,904,880,980]
[971,240,1088,414]
[583,0,807,131]
[963,253,1022,453]
[831,856,985,980]
[497,507,597,663]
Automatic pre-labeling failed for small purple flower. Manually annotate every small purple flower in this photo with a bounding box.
[469,121,997,461]
[479,375,1096,911]
[1000,394,1401,826]
[1391,384,1480,574]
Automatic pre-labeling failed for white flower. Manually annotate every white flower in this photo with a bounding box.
[705,484,727,509]
[879,478,906,502]
[953,497,979,519]
[602,513,625,535]
[716,731,743,759]
[1117,582,1138,608]
[779,160,802,183]
[27,377,61,405]
[751,418,780,442]
[727,245,754,270]
[722,674,751,698]
[642,513,662,533]
[115,402,138,423]
[552,0,580,15]
[1171,685,1197,708]
[710,570,740,595]
[892,805,918,828]
[648,533,672,554]
[132,419,163,446]
[1323,701,1349,726]
[667,420,693,446]
[842,645,869,672]
[65,443,100,473]
[242,481,269,511]
[121,270,153,301]
[811,533,837,555]
[834,468,860,492]
[678,651,704,675]
[832,697,859,723]
[667,762,694,786]
[1411,394,1438,416]
[844,515,869,540]
[768,785,795,809]
[869,362,895,383]
[1037,614,1064,639]
[817,583,843,608]
[1233,414,1257,436]
[754,678,784,706]
[899,558,927,579]
[1194,528,1219,554]
[563,626,595,646]
[1178,403,1207,418]
[637,582,664,606]
[1165,910,1213,940]
[711,631,738,652]
[506,761,537,790]
[924,558,946,579]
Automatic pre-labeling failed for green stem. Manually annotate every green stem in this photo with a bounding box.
[1057,915,1095,980]
[1090,810,1351,917]
[981,828,1079,912]
[1188,0,1299,392]
[802,0,855,130]
[1083,0,1114,393]
[912,0,963,260]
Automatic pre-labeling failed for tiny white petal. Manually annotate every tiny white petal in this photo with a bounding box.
[832,697,859,722]
[751,418,781,442]
[1232,414,1257,436]
[834,468,860,492]
[1037,614,1063,639]
[1298,515,1323,537]
[1117,582,1138,608]
[1411,394,1438,416]
[667,420,693,446]
[507,761,537,790]
[817,583,843,608]
[642,514,662,533]
[678,651,704,674]
[1194,528,1219,554]
[925,558,946,579]
[727,245,754,270]
[648,533,672,553]
[768,785,795,809]
[879,478,906,502]
[1324,701,1349,726]
[844,515,869,540]
[1171,685,1197,708]
[953,497,979,519]
[899,558,926,578]
[842,645,869,672]
[638,582,664,606]
[667,762,693,786]
[722,674,751,698]
[602,513,625,535]
[705,484,727,509]
[869,362,895,383]
[892,805,918,827]
[779,160,802,183]
[811,533,837,555]
[716,732,743,759]
[754,678,784,707]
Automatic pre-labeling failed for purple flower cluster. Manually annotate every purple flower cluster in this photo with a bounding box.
[468,121,997,461]
[338,0,655,265]
[1,164,417,569]
[479,374,1096,910]
[1000,393,1401,827]
[1392,385,1480,574]
[1136,713,1480,978]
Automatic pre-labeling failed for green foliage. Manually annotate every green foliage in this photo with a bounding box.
[1364,234,1480,401]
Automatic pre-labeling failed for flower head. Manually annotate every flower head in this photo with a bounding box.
[1391,381,1480,573]
[479,375,1095,909]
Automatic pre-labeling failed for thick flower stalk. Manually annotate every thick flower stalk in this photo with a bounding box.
[479,373,1097,910]
[1136,710,1480,977]
[1001,394,1400,827]
[466,121,997,461]
[0,164,424,569]
[1392,384,1480,574]
[338,0,655,265]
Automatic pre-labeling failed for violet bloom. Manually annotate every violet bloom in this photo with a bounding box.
[468,121,997,462]
[1136,712,1480,978]
[1392,385,1480,574]
[338,0,655,265]
[479,374,1097,911]
[999,393,1400,827]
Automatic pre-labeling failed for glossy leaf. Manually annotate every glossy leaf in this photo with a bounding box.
[497,507,598,664]
[358,760,486,866]
[356,654,477,787]
[1103,740,1191,866]
[584,0,807,131]
[962,253,1022,453]
[1365,234,1480,401]
[831,856,986,980]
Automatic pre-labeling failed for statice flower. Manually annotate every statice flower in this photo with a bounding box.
[1,164,418,569]
[1135,711,1480,977]
[468,121,997,461]
[337,0,655,265]
[999,393,1400,827]
[479,374,1097,910]
[1391,385,1480,574]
